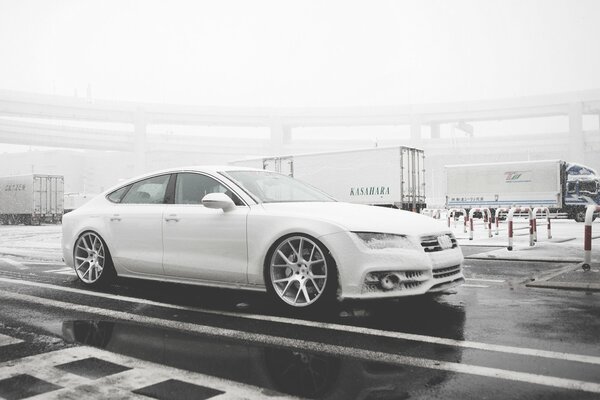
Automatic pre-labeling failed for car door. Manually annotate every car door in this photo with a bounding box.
[162,172,249,283]
[107,174,173,277]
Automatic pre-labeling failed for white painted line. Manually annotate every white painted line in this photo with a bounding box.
[0,277,599,366]
[0,290,599,394]
[0,333,23,347]
[0,258,28,270]
[466,278,505,283]
[44,267,76,275]
[462,284,490,288]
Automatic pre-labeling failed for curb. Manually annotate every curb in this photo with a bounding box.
[464,255,583,263]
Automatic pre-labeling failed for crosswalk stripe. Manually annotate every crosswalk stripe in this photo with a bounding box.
[0,346,292,399]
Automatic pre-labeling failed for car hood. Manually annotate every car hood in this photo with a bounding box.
[260,202,449,236]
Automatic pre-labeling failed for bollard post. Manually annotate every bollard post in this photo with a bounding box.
[486,209,492,238]
[507,207,515,251]
[582,205,600,271]
[529,210,535,247]
[468,208,476,241]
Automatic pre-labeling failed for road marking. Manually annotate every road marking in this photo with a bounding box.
[0,346,291,400]
[0,333,23,347]
[462,284,490,288]
[0,258,28,270]
[44,267,76,275]
[0,289,599,394]
[466,278,505,283]
[0,277,598,366]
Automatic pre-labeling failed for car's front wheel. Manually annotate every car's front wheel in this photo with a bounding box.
[265,234,337,311]
[74,232,115,287]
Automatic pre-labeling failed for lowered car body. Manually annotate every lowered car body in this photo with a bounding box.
[62,166,464,309]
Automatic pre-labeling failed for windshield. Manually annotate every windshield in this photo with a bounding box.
[223,171,335,203]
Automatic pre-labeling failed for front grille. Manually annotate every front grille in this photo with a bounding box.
[421,233,457,253]
[433,264,462,279]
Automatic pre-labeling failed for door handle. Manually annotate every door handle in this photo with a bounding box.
[165,214,179,222]
[110,214,121,222]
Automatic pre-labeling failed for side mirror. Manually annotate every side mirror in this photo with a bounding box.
[202,193,236,212]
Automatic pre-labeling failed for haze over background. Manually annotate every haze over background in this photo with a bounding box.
[1,0,599,108]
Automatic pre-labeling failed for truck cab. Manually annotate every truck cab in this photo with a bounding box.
[565,163,600,222]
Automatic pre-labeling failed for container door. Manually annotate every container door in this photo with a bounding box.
[262,157,280,173]
[57,177,65,214]
[33,177,42,215]
[400,148,426,211]
[278,156,294,176]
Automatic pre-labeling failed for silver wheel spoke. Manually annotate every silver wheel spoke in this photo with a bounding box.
[277,250,293,264]
[293,284,302,303]
[301,284,310,303]
[273,277,292,284]
[281,280,294,296]
[309,278,323,293]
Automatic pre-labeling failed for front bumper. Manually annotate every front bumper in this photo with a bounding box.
[318,231,465,300]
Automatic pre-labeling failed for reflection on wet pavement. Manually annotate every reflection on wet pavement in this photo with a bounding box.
[63,320,459,399]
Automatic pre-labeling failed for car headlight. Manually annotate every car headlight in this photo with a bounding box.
[353,232,415,250]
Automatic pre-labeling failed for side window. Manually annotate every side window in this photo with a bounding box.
[121,175,170,204]
[175,173,243,206]
[107,185,130,203]
[567,181,576,194]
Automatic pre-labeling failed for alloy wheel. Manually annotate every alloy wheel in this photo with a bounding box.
[74,232,106,284]
[270,236,328,307]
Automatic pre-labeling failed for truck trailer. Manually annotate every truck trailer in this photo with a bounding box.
[0,174,64,225]
[445,160,600,222]
[230,146,426,211]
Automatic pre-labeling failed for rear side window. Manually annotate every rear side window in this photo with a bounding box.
[121,175,171,204]
[107,186,130,203]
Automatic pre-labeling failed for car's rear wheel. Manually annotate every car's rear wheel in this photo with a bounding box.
[265,234,337,311]
[74,232,115,287]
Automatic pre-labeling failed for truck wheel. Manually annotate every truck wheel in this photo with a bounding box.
[574,209,587,223]
[74,232,116,287]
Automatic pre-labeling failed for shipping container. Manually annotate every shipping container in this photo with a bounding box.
[0,174,64,224]
[230,146,426,211]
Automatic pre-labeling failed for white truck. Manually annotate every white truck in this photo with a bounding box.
[0,174,64,225]
[445,160,600,222]
[64,193,95,214]
[230,146,426,211]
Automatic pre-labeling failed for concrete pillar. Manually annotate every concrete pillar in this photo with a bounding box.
[568,102,585,163]
[410,117,422,143]
[270,119,291,154]
[430,123,440,139]
[134,109,147,174]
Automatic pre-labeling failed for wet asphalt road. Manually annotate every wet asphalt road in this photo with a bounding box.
[0,252,599,399]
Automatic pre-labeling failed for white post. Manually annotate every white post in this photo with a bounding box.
[485,208,492,238]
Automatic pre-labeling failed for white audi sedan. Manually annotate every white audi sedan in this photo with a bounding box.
[62,166,464,310]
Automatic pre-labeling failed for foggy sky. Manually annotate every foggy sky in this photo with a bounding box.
[1,0,599,107]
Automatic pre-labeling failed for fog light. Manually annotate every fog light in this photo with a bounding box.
[380,273,400,291]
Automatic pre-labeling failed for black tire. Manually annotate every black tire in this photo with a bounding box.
[73,231,116,287]
[264,233,338,313]
[574,208,587,223]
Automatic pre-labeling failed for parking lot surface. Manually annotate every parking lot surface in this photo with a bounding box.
[0,224,599,399]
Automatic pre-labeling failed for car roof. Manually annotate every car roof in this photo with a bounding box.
[104,165,264,194]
